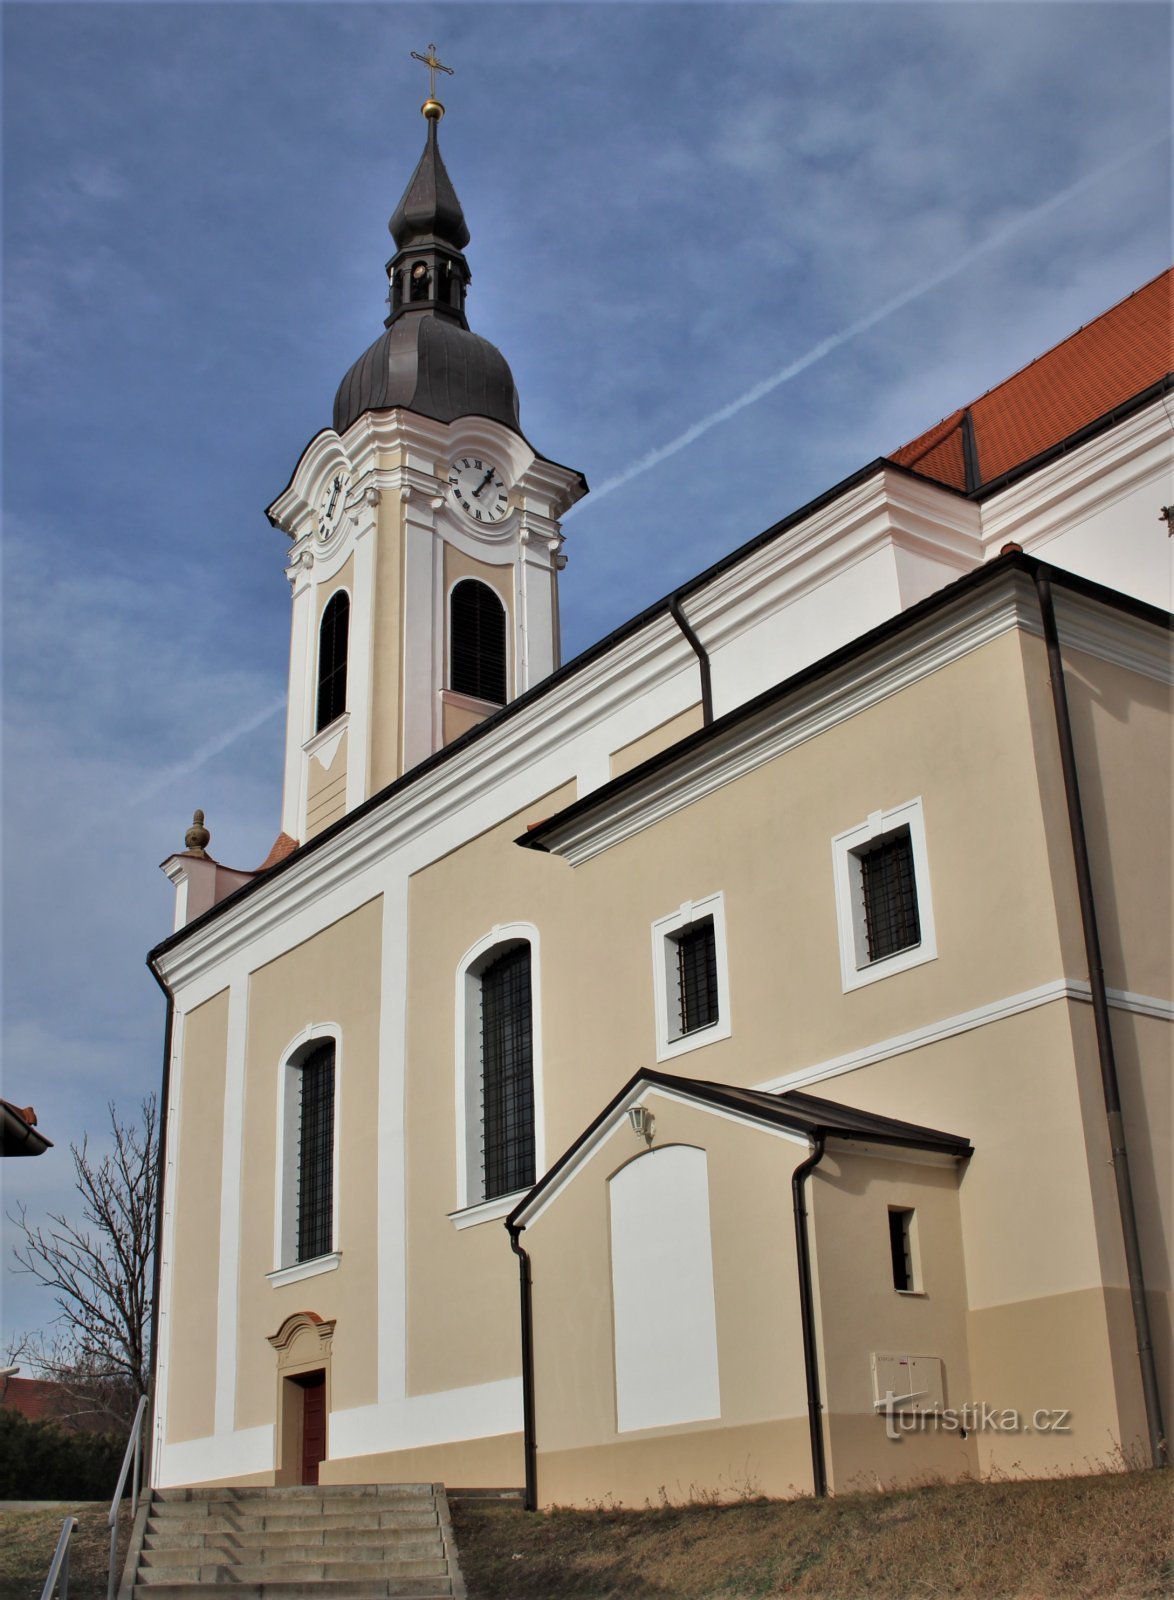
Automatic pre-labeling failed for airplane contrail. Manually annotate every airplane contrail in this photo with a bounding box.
[567,134,1168,515]
[129,693,286,816]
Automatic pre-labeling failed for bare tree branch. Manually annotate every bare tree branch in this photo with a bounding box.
[8,1096,157,1430]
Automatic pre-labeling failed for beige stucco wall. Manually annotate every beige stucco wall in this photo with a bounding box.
[305,730,347,839]
[521,1097,815,1502]
[166,989,229,1445]
[233,897,384,1430]
[811,1148,978,1490]
[610,704,705,779]
[403,784,575,1402]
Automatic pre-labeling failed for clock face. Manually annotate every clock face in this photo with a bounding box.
[448,457,510,525]
[318,470,352,539]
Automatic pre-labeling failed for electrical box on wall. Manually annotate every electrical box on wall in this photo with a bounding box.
[870,1351,944,1410]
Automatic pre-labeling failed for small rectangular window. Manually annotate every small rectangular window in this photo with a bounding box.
[888,1206,916,1293]
[674,918,718,1035]
[858,827,921,962]
[297,1045,335,1263]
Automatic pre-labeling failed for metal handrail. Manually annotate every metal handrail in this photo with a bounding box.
[107,1392,149,1600]
[39,1516,78,1600]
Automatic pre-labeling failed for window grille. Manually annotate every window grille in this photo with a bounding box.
[297,1044,335,1262]
[676,918,718,1034]
[480,944,534,1201]
[859,827,920,962]
[450,580,507,705]
[316,592,350,732]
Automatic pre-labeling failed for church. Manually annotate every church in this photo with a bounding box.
[147,71,1172,1508]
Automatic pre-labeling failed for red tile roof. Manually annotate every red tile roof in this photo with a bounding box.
[892,269,1172,493]
[257,832,299,871]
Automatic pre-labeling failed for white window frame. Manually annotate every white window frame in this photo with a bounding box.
[450,923,544,1225]
[832,797,936,993]
[269,1022,342,1284]
[651,892,732,1063]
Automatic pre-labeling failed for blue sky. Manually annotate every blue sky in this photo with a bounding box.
[2,0,1169,1349]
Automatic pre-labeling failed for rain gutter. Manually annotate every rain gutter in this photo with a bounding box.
[791,1132,828,1497]
[669,593,714,726]
[1032,566,1168,1469]
[506,1220,539,1510]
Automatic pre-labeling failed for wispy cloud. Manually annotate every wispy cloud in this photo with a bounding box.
[569,133,1168,516]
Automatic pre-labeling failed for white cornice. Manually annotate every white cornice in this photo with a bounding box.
[681,467,980,656]
[538,573,1041,866]
[534,574,1170,867]
[154,607,700,990]
[979,397,1173,552]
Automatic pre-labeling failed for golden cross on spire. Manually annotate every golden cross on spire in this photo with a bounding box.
[411,43,454,115]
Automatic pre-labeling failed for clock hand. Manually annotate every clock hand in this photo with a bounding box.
[472,467,496,498]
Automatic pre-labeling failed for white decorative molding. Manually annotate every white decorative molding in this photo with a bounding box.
[447,1192,527,1231]
[979,397,1173,555]
[651,893,733,1061]
[454,922,545,1212]
[273,1022,343,1273]
[831,797,937,992]
[156,1424,275,1489]
[536,575,1042,866]
[753,978,1172,1097]
[266,1252,341,1288]
[303,713,349,773]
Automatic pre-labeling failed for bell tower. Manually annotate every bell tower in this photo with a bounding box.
[266,52,587,844]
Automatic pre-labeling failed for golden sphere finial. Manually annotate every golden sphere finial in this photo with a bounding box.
[411,44,453,122]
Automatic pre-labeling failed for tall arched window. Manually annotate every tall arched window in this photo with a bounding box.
[450,579,507,705]
[316,592,349,732]
[457,929,540,1209]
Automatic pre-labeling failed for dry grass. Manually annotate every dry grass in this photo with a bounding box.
[0,1502,132,1600]
[449,1470,1173,1599]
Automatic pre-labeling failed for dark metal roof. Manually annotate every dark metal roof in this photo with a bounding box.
[507,1068,971,1227]
[333,309,522,437]
[389,118,470,252]
[1,1098,52,1157]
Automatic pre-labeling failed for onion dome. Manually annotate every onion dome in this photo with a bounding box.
[333,113,521,437]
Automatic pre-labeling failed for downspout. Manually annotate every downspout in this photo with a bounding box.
[1033,567,1168,1468]
[791,1132,828,1497]
[507,1220,539,1510]
[669,594,714,726]
[145,958,176,1488]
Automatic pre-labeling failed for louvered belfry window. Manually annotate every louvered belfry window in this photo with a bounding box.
[297,1043,335,1263]
[450,579,507,705]
[676,918,719,1034]
[316,592,350,732]
[859,827,921,962]
[480,944,534,1201]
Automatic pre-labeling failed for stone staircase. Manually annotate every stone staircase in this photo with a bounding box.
[119,1484,465,1598]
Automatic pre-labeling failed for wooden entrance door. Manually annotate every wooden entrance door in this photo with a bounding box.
[299,1371,326,1485]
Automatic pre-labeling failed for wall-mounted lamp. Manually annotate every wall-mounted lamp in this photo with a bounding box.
[627,1105,655,1144]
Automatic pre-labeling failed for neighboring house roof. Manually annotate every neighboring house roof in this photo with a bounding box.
[892,268,1172,494]
[509,1068,972,1229]
[0,1099,52,1157]
[0,1376,113,1434]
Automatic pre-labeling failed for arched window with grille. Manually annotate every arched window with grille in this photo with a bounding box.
[316,591,350,732]
[449,579,507,705]
[456,926,542,1212]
